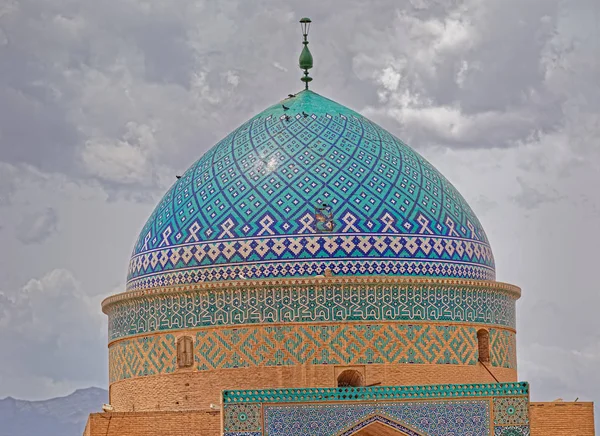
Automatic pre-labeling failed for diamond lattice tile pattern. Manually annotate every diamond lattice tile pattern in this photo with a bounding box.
[128,91,495,289]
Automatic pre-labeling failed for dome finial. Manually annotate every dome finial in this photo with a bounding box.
[299,17,313,90]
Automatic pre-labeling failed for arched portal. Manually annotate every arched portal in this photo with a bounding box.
[340,414,425,436]
[350,421,411,436]
[337,369,364,387]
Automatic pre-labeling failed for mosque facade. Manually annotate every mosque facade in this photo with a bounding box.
[84,19,595,436]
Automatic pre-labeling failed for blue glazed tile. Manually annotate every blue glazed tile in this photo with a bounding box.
[127,90,495,290]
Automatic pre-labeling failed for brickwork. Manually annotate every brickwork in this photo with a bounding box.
[222,382,530,436]
[108,322,516,383]
[84,411,221,436]
[109,363,516,412]
[530,402,595,435]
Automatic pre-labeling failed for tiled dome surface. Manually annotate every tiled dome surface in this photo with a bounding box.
[127,90,494,290]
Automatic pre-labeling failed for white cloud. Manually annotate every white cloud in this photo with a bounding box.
[272,62,288,72]
[379,66,401,92]
[0,269,106,400]
[82,138,149,184]
[80,122,157,185]
[224,70,240,88]
[16,207,59,245]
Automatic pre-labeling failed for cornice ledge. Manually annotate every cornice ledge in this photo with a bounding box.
[102,276,520,312]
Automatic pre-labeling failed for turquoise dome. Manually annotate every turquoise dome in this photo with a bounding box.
[127,90,494,291]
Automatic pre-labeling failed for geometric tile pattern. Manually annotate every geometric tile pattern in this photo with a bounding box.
[108,323,516,383]
[108,334,176,383]
[223,434,261,436]
[222,383,530,436]
[494,426,531,436]
[127,234,495,289]
[493,397,529,426]
[127,253,495,290]
[128,90,495,288]
[490,328,518,369]
[106,281,517,340]
[224,434,261,436]
[223,382,530,403]
[260,401,490,436]
[223,404,261,433]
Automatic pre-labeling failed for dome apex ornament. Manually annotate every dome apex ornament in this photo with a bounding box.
[299,17,313,89]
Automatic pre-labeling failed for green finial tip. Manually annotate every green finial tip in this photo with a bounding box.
[299,17,313,90]
[299,45,313,70]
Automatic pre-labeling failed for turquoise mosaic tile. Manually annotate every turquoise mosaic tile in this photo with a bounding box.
[107,283,516,340]
[127,90,495,289]
[262,401,489,436]
[222,383,530,436]
[223,382,529,404]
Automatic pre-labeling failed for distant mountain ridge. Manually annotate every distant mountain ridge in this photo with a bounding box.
[0,387,107,436]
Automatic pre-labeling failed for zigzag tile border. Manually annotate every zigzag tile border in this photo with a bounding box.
[106,280,517,340]
[108,323,516,383]
[127,234,495,289]
[127,258,495,291]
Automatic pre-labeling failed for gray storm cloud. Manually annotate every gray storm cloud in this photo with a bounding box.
[0,0,598,408]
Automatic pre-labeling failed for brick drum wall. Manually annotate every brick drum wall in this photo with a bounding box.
[84,411,221,436]
[109,363,516,412]
[109,323,516,384]
[530,402,595,435]
[107,318,516,412]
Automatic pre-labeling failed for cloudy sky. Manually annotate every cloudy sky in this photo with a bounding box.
[0,0,598,409]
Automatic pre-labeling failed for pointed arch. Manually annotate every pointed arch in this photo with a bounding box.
[337,369,364,387]
[337,414,426,436]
